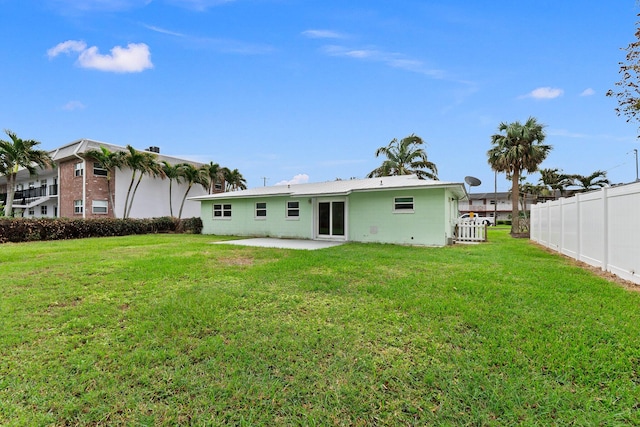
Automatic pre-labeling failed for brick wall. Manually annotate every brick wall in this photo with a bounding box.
[59,159,115,218]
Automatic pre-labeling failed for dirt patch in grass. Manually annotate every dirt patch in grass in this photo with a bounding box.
[217,256,255,266]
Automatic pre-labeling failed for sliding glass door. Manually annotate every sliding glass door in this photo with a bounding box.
[317,200,345,238]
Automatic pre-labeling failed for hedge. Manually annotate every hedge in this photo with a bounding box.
[0,216,203,243]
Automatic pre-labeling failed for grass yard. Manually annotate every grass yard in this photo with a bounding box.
[1,228,639,426]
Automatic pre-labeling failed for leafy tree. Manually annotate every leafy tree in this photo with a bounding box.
[161,160,184,217]
[487,117,551,234]
[0,130,54,217]
[203,161,225,194]
[177,163,209,219]
[606,15,640,135]
[367,134,438,180]
[82,146,125,217]
[570,170,610,192]
[224,168,247,191]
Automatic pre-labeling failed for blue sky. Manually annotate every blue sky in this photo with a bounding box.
[1,0,639,192]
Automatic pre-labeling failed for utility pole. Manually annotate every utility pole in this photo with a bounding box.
[635,149,639,182]
[262,177,268,186]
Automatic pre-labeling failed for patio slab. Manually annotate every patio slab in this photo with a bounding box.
[212,238,344,250]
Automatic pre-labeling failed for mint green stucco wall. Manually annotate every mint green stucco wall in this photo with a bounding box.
[347,188,451,246]
[200,196,313,239]
[199,187,461,246]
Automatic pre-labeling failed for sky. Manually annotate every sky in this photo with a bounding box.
[1,0,639,192]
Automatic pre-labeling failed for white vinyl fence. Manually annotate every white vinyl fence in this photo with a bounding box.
[530,181,640,285]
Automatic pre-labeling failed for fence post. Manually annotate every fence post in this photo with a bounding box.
[602,187,608,272]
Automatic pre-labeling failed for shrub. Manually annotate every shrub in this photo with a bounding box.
[0,216,201,243]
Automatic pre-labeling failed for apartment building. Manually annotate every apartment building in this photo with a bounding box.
[458,191,536,222]
[0,139,213,219]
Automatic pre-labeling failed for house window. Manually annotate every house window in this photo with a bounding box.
[74,162,84,177]
[214,183,223,191]
[255,202,267,219]
[28,208,35,216]
[92,200,108,214]
[286,201,300,219]
[74,200,83,214]
[213,203,232,219]
[393,196,414,213]
[93,162,108,177]
[41,205,47,215]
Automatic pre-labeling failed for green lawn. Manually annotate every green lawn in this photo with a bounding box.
[1,228,639,426]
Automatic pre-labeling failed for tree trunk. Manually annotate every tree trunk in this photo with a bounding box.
[4,174,16,217]
[178,184,192,219]
[511,169,520,234]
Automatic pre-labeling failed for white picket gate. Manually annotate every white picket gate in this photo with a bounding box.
[456,222,487,242]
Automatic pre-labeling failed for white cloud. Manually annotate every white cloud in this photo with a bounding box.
[275,174,310,186]
[61,100,86,111]
[302,30,346,39]
[143,24,185,37]
[321,45,444,78]
[48,40,153,73]
[523,87,564,99]
[580,88,595,96]
[47,40,87,58]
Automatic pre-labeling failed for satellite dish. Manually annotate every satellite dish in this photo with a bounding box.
[465,176,481,187]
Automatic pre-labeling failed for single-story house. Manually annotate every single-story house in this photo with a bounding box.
[190,175,468,246]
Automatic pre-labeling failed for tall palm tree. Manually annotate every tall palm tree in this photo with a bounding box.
[487,117,551,234]
[0,130,54,217]
[124,151,164,218]
[224,168,247,191]
[367,134,438,180]
[177,163,209,219]
[203,161,224,194]
[571,170,610,192]
[161,161,184,217]
[82,146,125,218]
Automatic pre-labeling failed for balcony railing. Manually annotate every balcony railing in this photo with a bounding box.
[0,185,57,204]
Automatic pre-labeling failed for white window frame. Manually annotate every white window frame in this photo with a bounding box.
[74,162,84,177]
[74,200,83,214]
[41,205,48,216]
[286,200,300,220]
[93,162,108,177]
[92,200,108,214]
[213,203,232,219]
[255,202,267,219]
[393,196,414,213]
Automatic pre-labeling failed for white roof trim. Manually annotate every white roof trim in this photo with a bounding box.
[190,175,468,201]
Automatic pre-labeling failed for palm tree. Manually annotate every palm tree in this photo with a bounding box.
[121,146,165,218]
[161,161,184,217]
[367,134,438,180]
[224,168,247,191]
[177,164,209,219]
[539,168,574,198]
[0,130,54,217]
[82,146,125,217]
[571,170,610,192]
[203,161,224,194]
[487,117,551,234]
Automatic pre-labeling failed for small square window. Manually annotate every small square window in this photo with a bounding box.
[255,202,267,218]
[286,201,300,219]
[74,162,84,177]
[74,200,83,214]
[92,200,108,214]
[213,203,232,219]
[393,196,414,212]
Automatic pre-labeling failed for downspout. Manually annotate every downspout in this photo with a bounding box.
[72,139,87,219]
[50,147,61,218]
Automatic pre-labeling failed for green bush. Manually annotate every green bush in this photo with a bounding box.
[0,216,202,243]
